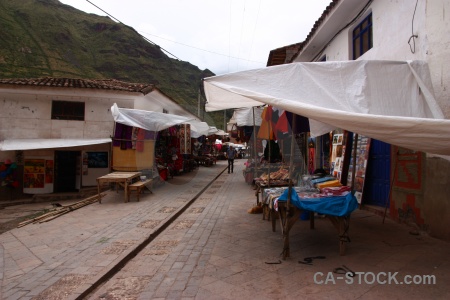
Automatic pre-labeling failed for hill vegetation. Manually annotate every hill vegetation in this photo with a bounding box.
[0,0,230,127]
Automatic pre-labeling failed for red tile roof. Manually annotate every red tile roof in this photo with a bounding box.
[0,77,155,95]
[266,42,303,67]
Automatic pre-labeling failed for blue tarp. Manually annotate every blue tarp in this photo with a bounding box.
[278,189,358,217]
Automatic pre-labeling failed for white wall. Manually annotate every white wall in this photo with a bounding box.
[0,86,137,141]
[425,0,450,117]
[295,0,450,117]
[134,90,201,120]
[0,86,137,163]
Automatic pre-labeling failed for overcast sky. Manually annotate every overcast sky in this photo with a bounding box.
[59,0,331,75]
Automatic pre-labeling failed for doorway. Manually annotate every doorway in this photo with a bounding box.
[54,151,80,193]
[364,140,391,206]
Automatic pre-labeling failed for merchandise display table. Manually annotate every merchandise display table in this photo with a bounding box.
[193,155,215,166]
[262,186,357,258]
[96,171,142,203]
[254,180,292,220]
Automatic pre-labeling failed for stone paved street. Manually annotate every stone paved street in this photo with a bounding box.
[1,160,449,299]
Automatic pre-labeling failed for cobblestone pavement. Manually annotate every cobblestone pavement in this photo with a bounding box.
[1,160,449,299]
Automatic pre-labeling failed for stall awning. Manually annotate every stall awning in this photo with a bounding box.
[0,138,111,151]
[214,129,229,136]
[232,107,264,127]
[111,103,196,132]
[204,60,450,156]
[190,121,210,138]
[111,103,211,138]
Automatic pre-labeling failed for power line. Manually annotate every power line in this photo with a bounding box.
[85,0,264,66]
[236,0,247,71]
[85,0,180,60]
[246,0,262,70]
[228,0,232,73]
[138,30,265,65]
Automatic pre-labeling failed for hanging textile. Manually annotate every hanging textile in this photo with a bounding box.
[285,111,310,134]
[308,139,315,174]
[113,123,133,150]
[264,140,282,163]
[136,128,146,152]
[131,127,139,149]
[257,106,276,140]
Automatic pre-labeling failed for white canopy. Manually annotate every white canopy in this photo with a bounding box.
[231,107,263,126]
[0,138,111,151]
[111,103,197,132]
[207,126,219,135]
[190,121,210,138]
[111,103,212,138]
[214,129,229,136]
[204,60,450,156]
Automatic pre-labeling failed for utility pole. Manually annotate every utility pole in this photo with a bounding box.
[223,109,226,131]
[198,87,201,118]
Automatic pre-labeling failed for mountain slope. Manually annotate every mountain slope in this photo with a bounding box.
[0,0,227,127]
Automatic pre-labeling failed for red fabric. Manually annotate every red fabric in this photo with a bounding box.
[320,186,351,196]
[275,111,289,134]
[159,168,168,181]
[262,106,273,121]
[308,147,315,174]
[136,128,146,152]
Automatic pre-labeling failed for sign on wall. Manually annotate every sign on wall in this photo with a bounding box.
[23,157,54,194]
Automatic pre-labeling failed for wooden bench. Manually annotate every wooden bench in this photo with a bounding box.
[127,179,153,202]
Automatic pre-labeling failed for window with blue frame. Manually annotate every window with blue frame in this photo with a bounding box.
[352,13,372,59]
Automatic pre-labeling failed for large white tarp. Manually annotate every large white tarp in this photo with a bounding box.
[111,104,212,138]
[231,107,264,126]
[111,103,196,132]
[190,121,210,138]
[0,138,111,151]
[214,129,228,136]
[204,60,450,156]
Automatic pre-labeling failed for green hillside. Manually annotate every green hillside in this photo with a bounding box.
[0,0,229,128]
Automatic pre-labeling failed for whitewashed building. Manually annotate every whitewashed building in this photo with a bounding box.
[279,0,450,240]
[0,78,200,200]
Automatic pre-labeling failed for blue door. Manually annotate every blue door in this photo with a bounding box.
[364,140,391,206]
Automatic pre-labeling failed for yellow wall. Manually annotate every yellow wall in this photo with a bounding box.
[112,140,155,171]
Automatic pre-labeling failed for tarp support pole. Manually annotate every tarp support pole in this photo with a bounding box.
[282,114,296,259]
[351,133,358,192]
[267,110,271,188]
[252,107,258,181]
[383,151,398,224]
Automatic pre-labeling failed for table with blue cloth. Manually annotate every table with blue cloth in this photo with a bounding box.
[269,186,358,258]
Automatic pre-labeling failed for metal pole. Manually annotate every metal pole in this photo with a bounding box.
[383,151,398,224]
[286,115,297,210]
[267,109,271,188]
[351,133,358,191]
[282,114,296,259]
[252,107,258,180]
[197,88,201,118]
[224,110,226,131]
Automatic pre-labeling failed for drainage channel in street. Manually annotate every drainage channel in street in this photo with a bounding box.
[76,166,229,299]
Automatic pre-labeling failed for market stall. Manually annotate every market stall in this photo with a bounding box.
[110,104,210,181]
[260,176,357,256]
[204,60,450,258]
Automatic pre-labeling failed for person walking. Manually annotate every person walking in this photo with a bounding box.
[226,146,236,173]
